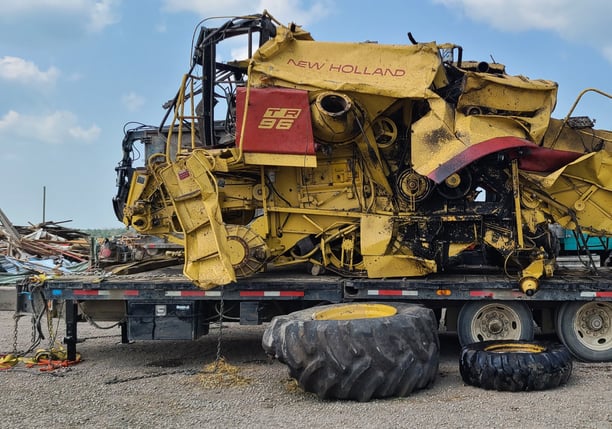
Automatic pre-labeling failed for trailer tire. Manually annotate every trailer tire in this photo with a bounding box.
[457,301,534,346]
[459,340,572,391]
[262,302,439,401]
[555,301,612,362]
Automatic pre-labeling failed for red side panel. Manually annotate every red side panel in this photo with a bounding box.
[517,146,583,172]
[426,136,583,184]
[235,87,315,155]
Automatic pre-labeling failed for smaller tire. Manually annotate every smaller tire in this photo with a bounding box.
[459,340,572,391]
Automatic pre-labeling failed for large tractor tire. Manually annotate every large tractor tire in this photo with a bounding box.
[262,302,439,402]
[459,340,572,391]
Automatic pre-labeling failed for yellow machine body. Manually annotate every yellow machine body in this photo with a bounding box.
[114,12,612,289]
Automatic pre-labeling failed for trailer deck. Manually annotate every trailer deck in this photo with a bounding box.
[17,267,612,361]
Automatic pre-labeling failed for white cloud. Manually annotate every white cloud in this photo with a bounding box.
[434,0,612,64]
[230,46,250,61]
[603,45,612,65]
[0,110,20,128]
[2,0,121,32]
[89,0,121,32]
[161,0,332,27]
[0,110,100,145]
[0,56,60,86]
[121,92,146,112]
[69,123,102,141]
[161,0,333,63]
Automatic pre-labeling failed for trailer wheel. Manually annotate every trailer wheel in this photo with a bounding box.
[555,301,612,362]
[262,303,439,401]
[457,301,534,346]
[459,340,572,391]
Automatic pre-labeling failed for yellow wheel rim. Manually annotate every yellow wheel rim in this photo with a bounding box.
[484,342,545,354]
[313,304,397,320]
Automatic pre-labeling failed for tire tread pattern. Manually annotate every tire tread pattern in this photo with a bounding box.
[459,340,573,391]
[262,303,440,401]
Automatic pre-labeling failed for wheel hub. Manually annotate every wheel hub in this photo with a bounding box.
[481,311,509,337]
[587,315,603,331]
[580,307,610,335]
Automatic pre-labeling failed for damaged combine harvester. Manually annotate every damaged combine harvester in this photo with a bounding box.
[22,12,612,400]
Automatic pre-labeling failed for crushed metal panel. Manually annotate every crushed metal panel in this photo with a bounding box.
[411,96,466,180]
[522,151,612,235]
[411,72,558,180]
[456,72,558,144]
[250,31,444,98]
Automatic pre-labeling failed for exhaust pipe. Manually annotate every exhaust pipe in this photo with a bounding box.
[310,92,363,143]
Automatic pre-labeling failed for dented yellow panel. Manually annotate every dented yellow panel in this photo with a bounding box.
[360,215,394,256]
[362,255,437,278]
[251,35,444,98]
[411,96,465,177]
[522,151,612,235]
[412,72,558,178]
[457,72,557,144]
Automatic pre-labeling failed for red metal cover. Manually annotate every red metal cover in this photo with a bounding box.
[426,136,583,183]
[235,87,315,155]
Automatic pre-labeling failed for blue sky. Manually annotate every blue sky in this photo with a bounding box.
[1,0,610,229]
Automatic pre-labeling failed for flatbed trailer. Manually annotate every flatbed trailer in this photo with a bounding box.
[17,266,612,362]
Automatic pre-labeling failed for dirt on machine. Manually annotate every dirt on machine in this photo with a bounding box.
[113,12,612,295]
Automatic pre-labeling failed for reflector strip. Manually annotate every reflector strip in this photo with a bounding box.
[580,291,612,298]
[469,290,524,299]
[470,291,494,298]
[73,290,102,296]
[165,290,221,297]
[367,290,418,296]
[73,290,139,296]
[239,291,305,297]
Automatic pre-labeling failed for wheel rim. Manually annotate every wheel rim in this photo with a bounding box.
[313,304,397,320]
[484,342,545,354]
[471,304,525,341]
[572,302,612,352]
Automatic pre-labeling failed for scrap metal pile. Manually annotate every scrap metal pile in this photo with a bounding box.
[0,208,92,283]
[0,208,184,283]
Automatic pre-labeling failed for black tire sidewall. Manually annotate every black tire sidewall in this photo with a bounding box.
[262,302,440,401]
[459,340,573,391]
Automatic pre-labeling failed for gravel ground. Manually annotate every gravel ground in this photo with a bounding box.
[1,310,611,429]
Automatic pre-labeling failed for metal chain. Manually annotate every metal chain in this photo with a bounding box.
[104,368,198,385]
[78,302,124,330]
[8,281,49,358]
[30,313,37,346]
[213,288,225,371]
[47,302,59,349]
[12,313,20,354]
